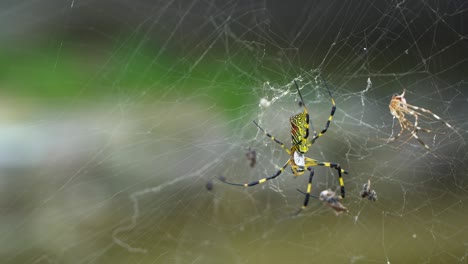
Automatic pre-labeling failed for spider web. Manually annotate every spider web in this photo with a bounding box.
[1,0,468,263]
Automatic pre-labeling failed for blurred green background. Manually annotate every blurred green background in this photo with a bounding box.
[1,0,467,263]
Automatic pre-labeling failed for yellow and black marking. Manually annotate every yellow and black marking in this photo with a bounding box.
[317,162,346,198]
[301,167,314,209]
[291,80,311,153]
[218,77,349,213]
[310,78,337,145]
[253,121,291,155]
[217,161,290,187]
[290,112,310,153]
[303,158,347,198]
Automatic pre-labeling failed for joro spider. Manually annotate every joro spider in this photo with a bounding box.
[389,89,455,150]
[218,78,348,211]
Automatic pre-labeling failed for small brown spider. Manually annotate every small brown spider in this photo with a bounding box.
[388,89,454,150]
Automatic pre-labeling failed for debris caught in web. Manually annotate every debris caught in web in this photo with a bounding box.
[205,179,214,191]
[245,147,257,168]
[360,179,377,201]
[319,189,348,215]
